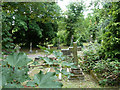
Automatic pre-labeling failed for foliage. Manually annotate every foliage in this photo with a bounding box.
[2,7,15,55]
[94,59,120,86]
[1,52,63,88]
[2,2,61,47]
[80,42,101,72]
[35,45,77,78]
[80,42,120,86]
[6,53,32,67]
[27,71,63,88]
[100,2,120,59]
[2,52,32,88]
[64,2,84,46]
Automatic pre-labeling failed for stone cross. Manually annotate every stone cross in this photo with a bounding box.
[57,38,61,50]
[29,42,32,53]
[73,42,78,66]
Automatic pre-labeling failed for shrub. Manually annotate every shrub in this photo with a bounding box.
[80,42,101,72]
[94,59,120,86]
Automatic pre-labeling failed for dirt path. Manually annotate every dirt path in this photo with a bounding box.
[27,53,55,59]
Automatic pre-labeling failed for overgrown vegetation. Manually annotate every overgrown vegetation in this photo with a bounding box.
[79,1,120,86]
[1,52,63,88]
[1,46,77,88]
[1,0,120,88]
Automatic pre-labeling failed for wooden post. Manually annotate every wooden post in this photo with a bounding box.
[73,42,78,66]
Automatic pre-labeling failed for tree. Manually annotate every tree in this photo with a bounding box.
[101,2,120,59]
[2,3,15,54]
[64,2,84,46]
[2,2,61,48]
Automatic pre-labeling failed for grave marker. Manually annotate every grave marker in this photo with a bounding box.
[70,35,74,46]
[73,42,78,66]
[29,42,32,53]
[61,42,84,80]
[15,45,21,53]
[57,38,61,50]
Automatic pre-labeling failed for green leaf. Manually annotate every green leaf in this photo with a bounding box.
[61,69,71,76]
[37,45,54,53]
[27,81,36,87]
[4,83,24,88]
[6,52,32,67]
[28,71,63,88]
[43,57,53,65]
[32,61,39,65]
[53,51,63,57]
[62,61,74,67]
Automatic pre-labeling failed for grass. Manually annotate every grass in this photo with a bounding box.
[28,67,102,88]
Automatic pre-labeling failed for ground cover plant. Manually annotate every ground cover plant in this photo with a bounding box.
[1,52,63,88]
[80,42,120,86]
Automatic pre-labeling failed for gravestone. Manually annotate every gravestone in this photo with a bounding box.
[29,42,32,53]
[61,42,84,80]
[48,45,50,49]
[15,45,21,53]
[35,50,38,53]
[90,35,93,43]
[70,35,74,46]
[61,49,71,56]
[61,46,81,57]
[57,38,61,50]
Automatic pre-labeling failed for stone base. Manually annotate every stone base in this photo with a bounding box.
[69,68,84,80]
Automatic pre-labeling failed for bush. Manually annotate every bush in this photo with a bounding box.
[80,42,101,72]
[94,59,120,86]
[80,42,120,86]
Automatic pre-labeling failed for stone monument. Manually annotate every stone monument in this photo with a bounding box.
[29,42,32,53]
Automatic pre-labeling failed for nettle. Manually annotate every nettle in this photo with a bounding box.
[1,52,63,88]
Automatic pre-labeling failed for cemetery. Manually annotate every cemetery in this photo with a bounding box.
[1,1,120,89]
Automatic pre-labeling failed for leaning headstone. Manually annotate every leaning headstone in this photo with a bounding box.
[29,42,32,53]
